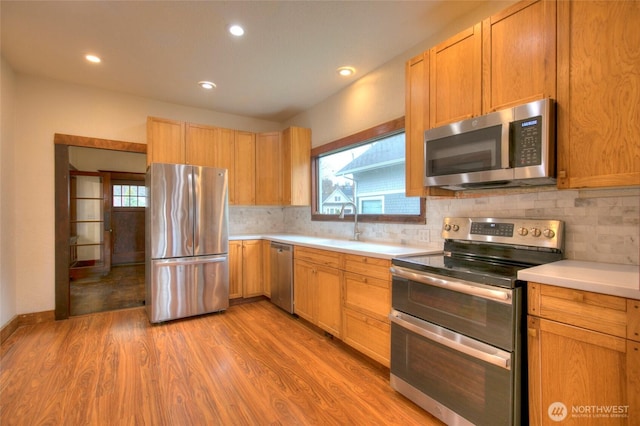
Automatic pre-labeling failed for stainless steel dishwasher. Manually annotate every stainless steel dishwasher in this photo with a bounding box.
[270,241,293,313]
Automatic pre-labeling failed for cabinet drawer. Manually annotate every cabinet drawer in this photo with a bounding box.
[343,272,390,321]
[294,246,342,268]
[342,307,390,367]
[343,254,390,281]
[528,283,639,340]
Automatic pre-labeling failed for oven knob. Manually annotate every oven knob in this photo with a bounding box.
[518,227,528,236]
[452,224,459,232]
[530,228,542,237]
[543,229,556,238]
[444,224,451,231]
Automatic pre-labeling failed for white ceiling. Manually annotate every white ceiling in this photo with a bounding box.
[1,1,488,122]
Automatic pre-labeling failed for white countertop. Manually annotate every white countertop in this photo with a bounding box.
[518,260,640,300]
[230,234,440,259]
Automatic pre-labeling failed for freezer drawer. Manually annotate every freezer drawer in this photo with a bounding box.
[146,254,229,323]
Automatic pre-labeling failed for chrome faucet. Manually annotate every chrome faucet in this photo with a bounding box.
[338,202,361,241]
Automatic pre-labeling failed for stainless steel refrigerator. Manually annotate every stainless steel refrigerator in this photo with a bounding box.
[145,163,229,323]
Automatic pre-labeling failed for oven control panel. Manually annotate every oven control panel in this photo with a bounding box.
[442,217,564,250]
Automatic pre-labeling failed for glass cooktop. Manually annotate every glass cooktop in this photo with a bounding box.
[392,253,531,288]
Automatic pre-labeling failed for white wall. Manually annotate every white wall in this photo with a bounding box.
[1,56,17,326]
[285,1,514,146]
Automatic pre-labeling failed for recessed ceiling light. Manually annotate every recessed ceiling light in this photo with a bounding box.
[337,66,355,77]
[198,81,216,90]
[85,54,101,64]
[229,24,245,37]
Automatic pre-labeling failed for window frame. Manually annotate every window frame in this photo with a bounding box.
[311,117,426,224]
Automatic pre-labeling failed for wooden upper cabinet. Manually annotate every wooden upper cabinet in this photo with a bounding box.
[405,52,430,197]
[185,123,235,171]
[147,117,185,165]
[556,0,640,189]
[482,0,557,112]
[255,131,282,205]
[429,22,482,127]
[282,127,311,206]
[234,131,256,205]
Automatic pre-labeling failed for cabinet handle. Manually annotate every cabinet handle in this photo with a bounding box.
[528,328,538,337]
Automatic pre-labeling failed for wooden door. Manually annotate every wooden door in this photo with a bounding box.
[527,316,634,425]
[147,117,185,165]
[556,0,640,189]
[405,52,430,197]
[255,132,282,205]
[429,22,482,127]
[109,172,146,265]
[185,123,216,167]
[241,240,263,298]
[482,0,556,112]
[293,259,315,322]
[234,131,256,205]
[315,264,342,337]
[282,127,311,206]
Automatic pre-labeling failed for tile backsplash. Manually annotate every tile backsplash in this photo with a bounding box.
[230,187,639,265]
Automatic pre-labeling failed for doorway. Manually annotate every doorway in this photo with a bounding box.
[54,134,147,320]
[69,169,147,316]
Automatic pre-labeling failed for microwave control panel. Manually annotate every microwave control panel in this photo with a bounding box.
[511,115,542,167]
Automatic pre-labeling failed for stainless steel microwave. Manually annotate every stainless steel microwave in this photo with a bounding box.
[424,98,556,190]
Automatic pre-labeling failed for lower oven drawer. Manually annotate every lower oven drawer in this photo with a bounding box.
[390,310,517,426]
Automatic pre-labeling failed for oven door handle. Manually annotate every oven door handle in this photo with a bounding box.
[390,266,512,304]
[390,309,512,370]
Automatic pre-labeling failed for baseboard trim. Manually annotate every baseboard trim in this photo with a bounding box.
[0,316,19,344]
[0,310,56,344]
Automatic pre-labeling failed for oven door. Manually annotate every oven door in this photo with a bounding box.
[390,266,518,351]
[390,309,516,426]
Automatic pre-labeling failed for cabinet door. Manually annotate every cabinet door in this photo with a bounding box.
[528,316,636,425]
[282,127,311,206]
[185,123,215,167]
[261,240,271,297]
[147,117,185,165]
[234,131,256,205]
[315,264,342,338]
[241,240,263,298]
[429,22,482,127]
[482,0,556,112]
[228,241,242,299]
[405,52,430,197]
[293,259,315,322]
[255,132,282,205]
[556,0,640,189]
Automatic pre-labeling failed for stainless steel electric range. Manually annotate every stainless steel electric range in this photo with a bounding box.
[390,217,564,426]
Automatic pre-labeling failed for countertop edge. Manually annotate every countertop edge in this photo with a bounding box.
[230,234,439,259]
[518,260,640,300]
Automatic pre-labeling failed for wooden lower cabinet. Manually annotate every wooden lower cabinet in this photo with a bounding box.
[228,241,243,299]
[527,283,640,425]
[293,251,342,338]
[228,240,263,299]
[342,308,390,367]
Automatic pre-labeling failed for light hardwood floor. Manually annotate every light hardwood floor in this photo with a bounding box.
[1,300,443,425]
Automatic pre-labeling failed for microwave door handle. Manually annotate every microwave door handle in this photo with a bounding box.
[390,266,512,304]
[389,310,511,370]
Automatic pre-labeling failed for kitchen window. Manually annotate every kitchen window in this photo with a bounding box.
[311,117,425,224]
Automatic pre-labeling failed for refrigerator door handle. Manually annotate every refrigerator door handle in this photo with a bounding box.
[152,255,227,267]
